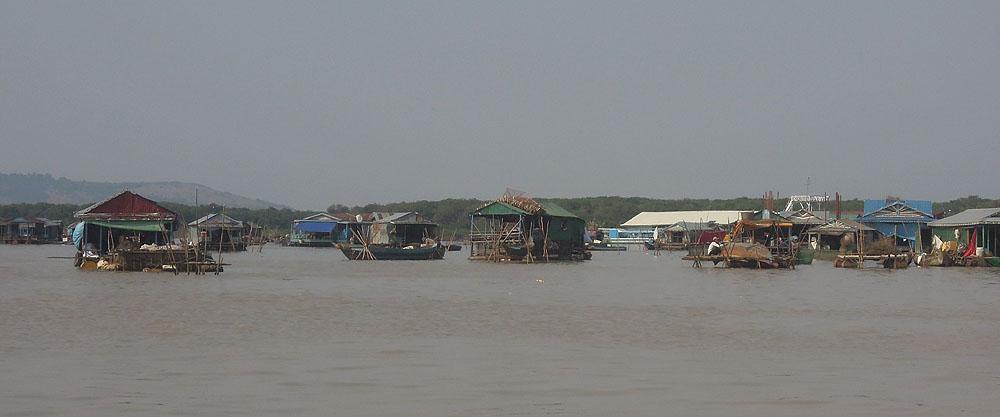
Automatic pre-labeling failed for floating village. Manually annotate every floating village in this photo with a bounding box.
[2,189,999,272]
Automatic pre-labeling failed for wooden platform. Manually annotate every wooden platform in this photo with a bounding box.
[834,253,912,269]
[77,249,224,273]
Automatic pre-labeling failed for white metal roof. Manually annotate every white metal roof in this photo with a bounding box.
[620,211,749,227]
[928,208,1000,227]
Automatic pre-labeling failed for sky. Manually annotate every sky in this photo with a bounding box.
[1,1,998,210]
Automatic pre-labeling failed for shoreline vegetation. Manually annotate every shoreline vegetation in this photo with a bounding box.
[2,196,998,239]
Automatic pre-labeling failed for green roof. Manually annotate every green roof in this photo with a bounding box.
[536,200,581,219]
[87,220,169,232]
[472,200,582,220]
[472,201,529,216]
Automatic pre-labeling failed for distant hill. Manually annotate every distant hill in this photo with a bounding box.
[0,173,288,209]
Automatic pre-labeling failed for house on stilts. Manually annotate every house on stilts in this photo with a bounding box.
[189,213,247,252]
[468,191,590,262]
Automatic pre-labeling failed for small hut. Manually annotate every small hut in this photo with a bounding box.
[858,199,934,251]
[468,191,590,262]
[72,191,215,272]
[0,217,62,244]
[337,212,445,260]
[927,208,1000,265]
[780,209,830,237]
[803,218,877,251]
[289,213,350,247]
[357,212,439,246]
[658,221,723,250]
[74,191,179,253]
[189,213,246,252]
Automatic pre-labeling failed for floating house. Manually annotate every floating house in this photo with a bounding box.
[189,213,246,252]
[72,191,216,272]
[469,193,590,262]
[74,191,179,253]
[802,218,877,251]
[339,212,445,260]
[289,213,350,247]
[0,217,62,244]
[616,211,748,244]
[367,212,438,245]
[858,199,934,251]
[927,208,1000,265]
[780,209,830,237]
[655,221,724,250]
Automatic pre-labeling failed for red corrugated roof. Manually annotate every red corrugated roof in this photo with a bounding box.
[76,191,176,219]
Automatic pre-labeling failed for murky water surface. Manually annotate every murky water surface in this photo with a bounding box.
[2,245,999,416]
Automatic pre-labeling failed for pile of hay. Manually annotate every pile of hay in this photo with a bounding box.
[476,189,545,215]
[865,237,901,255]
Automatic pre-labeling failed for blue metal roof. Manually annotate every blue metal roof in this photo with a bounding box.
[293,220,340,233]
[862,200,933,218]
[860,216,933,223]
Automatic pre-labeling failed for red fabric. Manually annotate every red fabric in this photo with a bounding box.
[697,231,728,244]
[86,191,175,217]
[963,228,978,257]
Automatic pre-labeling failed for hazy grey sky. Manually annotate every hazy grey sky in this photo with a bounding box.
[2,1,998,209]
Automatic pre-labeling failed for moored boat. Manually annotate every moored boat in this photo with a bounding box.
[587,242,627,251]
[339,243,446,260]
[339,212,445,261]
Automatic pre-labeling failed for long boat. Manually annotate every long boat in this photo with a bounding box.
[587,242,627,251]
[339,243,446,260]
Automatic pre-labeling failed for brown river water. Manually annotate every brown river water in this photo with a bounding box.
[2,244,999,416]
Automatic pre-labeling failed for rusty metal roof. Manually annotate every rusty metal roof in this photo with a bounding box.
[75,191,176,220]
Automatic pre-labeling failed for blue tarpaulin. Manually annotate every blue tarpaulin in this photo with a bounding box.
[868,222,921,241]
[859,200,934,249]
[72,222,85,249]
[294,220,338,233]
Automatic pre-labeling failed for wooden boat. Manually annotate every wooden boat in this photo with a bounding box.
[834,253,911,269]
[683,218,797,269]
[339,212,447,260]
[587,242,627,251]
[683,242,793,269]
[339,243,446,260]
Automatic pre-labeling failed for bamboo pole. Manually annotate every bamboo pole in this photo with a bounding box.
[215,207,224,275]
[542,218,550,262]
[523,216,533,264]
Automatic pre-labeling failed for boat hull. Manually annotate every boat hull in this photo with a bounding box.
[288,239,335,247]
[340,245,446,260]
[587,243,627,251]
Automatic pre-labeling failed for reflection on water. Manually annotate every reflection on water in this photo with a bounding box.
[2,245,999,416]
